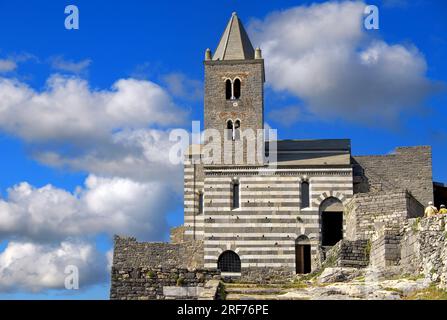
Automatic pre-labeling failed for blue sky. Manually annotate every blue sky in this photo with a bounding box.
[0,0,446,299]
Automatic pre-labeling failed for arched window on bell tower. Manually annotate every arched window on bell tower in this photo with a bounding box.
[226,120,234,140]
[233,78,241,99]
[234,120,241,140]
[225,79,232,100]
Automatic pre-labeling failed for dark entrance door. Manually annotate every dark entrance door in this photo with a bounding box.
[322,212,343,246]
[295,244,311,274]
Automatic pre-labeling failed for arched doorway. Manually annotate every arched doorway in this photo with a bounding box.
[295,235,311,274]
[320,197,344,246]
[217,250,241,273]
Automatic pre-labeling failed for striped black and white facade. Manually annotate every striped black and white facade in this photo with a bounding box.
[184,162,353,272]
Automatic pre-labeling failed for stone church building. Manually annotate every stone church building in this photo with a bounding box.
[110,13,447,299]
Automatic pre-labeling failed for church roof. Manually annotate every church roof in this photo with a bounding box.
[213,12,255,61]
[266,139,352,166]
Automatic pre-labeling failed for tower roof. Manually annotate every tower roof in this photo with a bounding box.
[213,12,255,61]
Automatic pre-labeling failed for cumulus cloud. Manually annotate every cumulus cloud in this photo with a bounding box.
[50,56,92,74]
[0,241,107,292]
[0,59,17,73]
[0,75,185,142]
[0,75,188,184]
[249,1,440,125]
[0,175,176,243]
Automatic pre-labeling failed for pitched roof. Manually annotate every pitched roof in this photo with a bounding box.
[213,12,255,61]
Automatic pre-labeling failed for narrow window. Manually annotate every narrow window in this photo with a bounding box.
[198,192,204,214]
[225,79,232,100]
[301,181,310,208]
[226,120,233,140]
[233,78,241,99]
[232,182,240,209]
[234,120,240,141]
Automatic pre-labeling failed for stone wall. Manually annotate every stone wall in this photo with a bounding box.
[111,236,211,299]
[370,224,401,268]
[110,266,220,300]
[238,267,295,284]
[345,191,424,241]
[399,215,447,288]
[353,146,433,206]
[112,236,204,270]
[323,240,370,268]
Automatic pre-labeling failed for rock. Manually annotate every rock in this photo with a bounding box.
[317,267,363,283]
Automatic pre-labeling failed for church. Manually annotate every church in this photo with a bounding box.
[111,14,447,299]
[181,12,436,276]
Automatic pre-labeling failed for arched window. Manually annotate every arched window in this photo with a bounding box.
[217,250,241,272]
[225,79,232,100]
[226,120,233,140]
[232,181,240,209]
[234,120,241,141]
[301,181,310,209]
[233,78,241,99]
[198,192,204,214]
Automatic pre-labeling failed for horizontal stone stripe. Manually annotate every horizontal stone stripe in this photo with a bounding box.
[204,177,353,183]
[204,263,295,268]
[205,254,295,260]
[204,189,301,199]
[204,232,297,237]
[185,224,322,231]
[205,168,352,175]
[185,217,301,223]
[204,247,295,252]
[202,198,302,204]
[184,230,204,235]
[202,227,316,233]
[185,223,302,228]
[185,215,301,220]
[204,240,296,245]
[204,207,315,212]
[204,202,303,208]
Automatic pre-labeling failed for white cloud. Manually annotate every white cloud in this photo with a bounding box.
[0,241,107,292]
[0,75,185,142]
[0,75,188,183]
[35,128,183,186]
[0,175,176,243]
[50,56,92,74]
[249,1,440,125]
[162,72,202,101]
[0,59,17,73]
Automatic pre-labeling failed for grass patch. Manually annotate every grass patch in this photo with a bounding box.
[405,284,447,300]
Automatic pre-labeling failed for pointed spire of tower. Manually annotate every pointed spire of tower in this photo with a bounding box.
[213,12,255,61]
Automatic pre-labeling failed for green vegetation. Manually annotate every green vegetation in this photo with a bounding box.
[405,284,447,300]
[364,240,372,257]
[146,271,155,279]
[412,218,421,232]
[176,276,185,286]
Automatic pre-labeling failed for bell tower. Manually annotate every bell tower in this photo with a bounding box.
[203,12,265,165]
